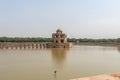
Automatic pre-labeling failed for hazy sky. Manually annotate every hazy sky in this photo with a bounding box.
[0,0,120,38]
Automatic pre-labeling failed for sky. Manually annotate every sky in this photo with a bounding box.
[0,0,120,38]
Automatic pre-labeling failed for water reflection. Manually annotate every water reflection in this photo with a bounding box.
[51,48,70,79]
[1,46,120,80]
[117,47,120,53]
[51,48,70,68]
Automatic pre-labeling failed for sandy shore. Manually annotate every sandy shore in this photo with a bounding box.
[70,73,120,80]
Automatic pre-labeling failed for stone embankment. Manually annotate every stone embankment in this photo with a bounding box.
[0,42,47,49]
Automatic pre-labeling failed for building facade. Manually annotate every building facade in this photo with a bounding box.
[47,29,72,48]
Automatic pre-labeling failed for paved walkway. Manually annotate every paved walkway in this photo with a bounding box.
[70,73,120,80]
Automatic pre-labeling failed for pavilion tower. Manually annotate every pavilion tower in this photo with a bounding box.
[47,29,72,48]
[52,29,67,44]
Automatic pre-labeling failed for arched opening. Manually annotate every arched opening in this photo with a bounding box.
[56,35,58,38]
[56,40,58,43]
[61,35,63,38]
[61,39,64,43]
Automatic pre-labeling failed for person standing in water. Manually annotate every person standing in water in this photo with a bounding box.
[54,70,57,78]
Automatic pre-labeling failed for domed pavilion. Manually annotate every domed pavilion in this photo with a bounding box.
[47,29,72,48]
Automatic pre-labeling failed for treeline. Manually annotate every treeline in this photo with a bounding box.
[68,38,120,43]
[0,37,51,42]
[0,37,120,43]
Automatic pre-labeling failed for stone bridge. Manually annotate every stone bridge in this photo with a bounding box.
[0,42,48,49]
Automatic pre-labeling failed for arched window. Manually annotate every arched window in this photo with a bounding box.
[56,40,58,43]
[61,39,64,43]
[56,35,58,38]
[61,35,63,38]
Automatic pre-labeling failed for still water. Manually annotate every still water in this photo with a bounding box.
[0,45,120,80]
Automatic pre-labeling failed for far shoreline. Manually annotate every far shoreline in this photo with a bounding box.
[74,42,120,47]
